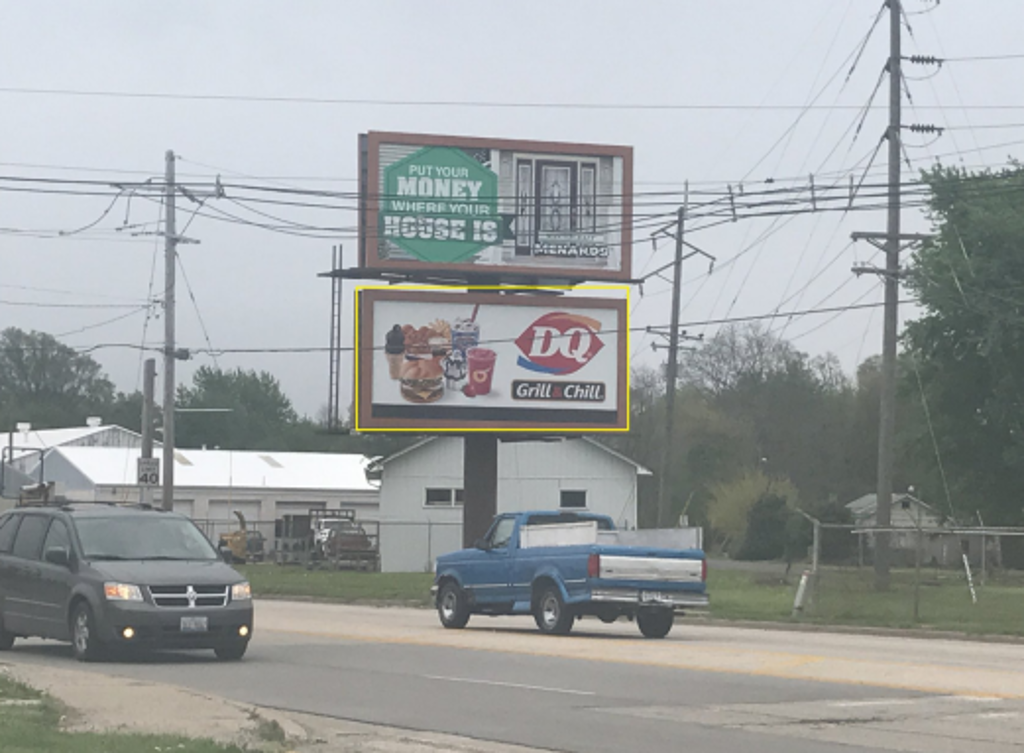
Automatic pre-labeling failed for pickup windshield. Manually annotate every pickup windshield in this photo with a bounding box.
[76,517,219,561]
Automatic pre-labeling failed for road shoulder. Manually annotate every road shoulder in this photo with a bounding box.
[0,658,548,753]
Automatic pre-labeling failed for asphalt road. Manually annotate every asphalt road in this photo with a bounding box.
[7,601,1024,753]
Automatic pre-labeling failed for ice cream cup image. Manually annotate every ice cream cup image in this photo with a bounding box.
[466,347,497,396]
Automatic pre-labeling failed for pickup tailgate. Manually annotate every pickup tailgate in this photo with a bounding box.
[589,546,708,609]
[600,554,702,583]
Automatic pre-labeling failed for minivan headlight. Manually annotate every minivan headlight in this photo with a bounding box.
[104,583,143,601]
[231,582,252,601]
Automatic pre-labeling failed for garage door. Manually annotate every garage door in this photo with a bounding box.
[275,501,326,517]
[172,500,195,518]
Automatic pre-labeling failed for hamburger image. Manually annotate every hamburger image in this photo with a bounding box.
[400,357,444,404]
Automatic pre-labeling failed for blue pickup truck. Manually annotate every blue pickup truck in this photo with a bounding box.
[431,511,708,639]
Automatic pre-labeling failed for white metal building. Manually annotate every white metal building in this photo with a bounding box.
[375,436,650,572]
[24,446,379,541]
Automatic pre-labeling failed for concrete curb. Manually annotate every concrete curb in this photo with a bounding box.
[677,614,1024,645]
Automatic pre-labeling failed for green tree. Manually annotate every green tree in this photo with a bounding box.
[0,328,115,429]
[176,367,298,450]
[683,324,865,508]
[707,468,798,553]
[903,164,1024,524]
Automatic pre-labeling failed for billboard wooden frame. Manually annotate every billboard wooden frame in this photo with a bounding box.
[355,286,629,432]
[359,132,634,282]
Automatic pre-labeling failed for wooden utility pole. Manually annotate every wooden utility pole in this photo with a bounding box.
[162,150,177,512]
[649,184,713,528]
[657,202,686,529]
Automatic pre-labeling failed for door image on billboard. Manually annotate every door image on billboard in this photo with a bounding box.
[355,288,628,432]
[361,132,633,281]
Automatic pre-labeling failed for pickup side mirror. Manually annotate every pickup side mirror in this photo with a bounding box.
[44,547,71,567]
[474,538,491,551]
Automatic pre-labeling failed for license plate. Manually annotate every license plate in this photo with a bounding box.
[180,616,208,633]
[640,591,669,604]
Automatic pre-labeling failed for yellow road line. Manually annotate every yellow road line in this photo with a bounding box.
[261,627,1022,700]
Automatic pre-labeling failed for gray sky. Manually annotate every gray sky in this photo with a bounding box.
[2,1,1022,419]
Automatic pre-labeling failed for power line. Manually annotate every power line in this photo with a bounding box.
[6,298,908,359]
[0,299,146,309]
[5,85,1024,111]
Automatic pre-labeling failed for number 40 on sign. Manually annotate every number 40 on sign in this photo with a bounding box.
[137,458,160,486]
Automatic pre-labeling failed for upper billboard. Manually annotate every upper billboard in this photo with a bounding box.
[359,132,633,281]
[355,287,629,432]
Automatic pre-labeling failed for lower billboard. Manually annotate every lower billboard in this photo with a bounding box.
[355,287,628,432]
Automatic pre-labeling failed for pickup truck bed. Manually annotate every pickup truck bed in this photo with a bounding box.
[432,511,708,639]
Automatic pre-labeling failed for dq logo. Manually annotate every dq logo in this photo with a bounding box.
[515,312,604,375]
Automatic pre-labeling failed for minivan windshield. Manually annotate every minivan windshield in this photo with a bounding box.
[76,516,219,561]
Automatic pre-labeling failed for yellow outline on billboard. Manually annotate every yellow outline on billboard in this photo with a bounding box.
[353,284,631,433]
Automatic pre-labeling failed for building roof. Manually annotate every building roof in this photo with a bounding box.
[845,492,936,518]
[376,436,653,475]
[7,424,145,464]
[44,446,379,492]
[9,425,124,451]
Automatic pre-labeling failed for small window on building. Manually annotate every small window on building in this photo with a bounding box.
[425,488,465,507]
[425,488,454,507]
[560,490,587,509]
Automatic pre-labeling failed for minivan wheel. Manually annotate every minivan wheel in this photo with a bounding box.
[0,616,15,651]
[71,602,104,662]
[214,641,248,661]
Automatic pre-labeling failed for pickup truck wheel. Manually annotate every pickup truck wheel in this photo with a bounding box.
[637,607,674,639]
[437,582,471,629]
[534,587,574,635]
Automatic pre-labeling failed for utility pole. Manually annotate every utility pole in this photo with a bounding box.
[162,150,177,512]
[870,0,904,590]
[140,358,156,506]
[658,203,686,529]
[851,0,937,589]
[648,183,713,528]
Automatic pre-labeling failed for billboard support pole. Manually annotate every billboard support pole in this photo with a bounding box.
[463,435,498,548]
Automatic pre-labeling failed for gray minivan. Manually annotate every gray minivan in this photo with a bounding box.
[0,503,254,661]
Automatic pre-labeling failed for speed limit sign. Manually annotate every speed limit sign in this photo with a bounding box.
[137,457,160,486]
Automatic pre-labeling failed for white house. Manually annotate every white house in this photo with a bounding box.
[375,436,650,573]
[23,446,380,542]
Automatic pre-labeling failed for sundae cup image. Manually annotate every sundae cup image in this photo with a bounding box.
[385,324,405,380]
[452,316,480,356]
[443,348,467,390]
[465,347,497,396]
[400,357,445,403]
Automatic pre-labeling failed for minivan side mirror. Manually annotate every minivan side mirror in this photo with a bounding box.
[44,547,71,567]
[218,545,234,563]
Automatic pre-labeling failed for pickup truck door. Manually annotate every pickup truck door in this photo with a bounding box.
[463,516,515,605]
